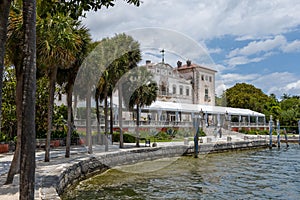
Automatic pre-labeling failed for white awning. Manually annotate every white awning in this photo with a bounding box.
[143,101,265,117]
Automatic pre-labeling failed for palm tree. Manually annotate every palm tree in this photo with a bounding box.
[5,4,25,184]
[94,34,141,149]
[0,0,13,131]
[56,26,91,158]
[19,0,37,199]
[75,41,104,154]
[122,67,158,147]
[36,13,86,162]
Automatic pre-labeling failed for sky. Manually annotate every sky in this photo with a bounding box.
[81,0,300,99]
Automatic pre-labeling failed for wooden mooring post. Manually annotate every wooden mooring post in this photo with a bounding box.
[283,128,289,148]
[269,115,273,149]
[276,120,280,148]
[298,120,300,145]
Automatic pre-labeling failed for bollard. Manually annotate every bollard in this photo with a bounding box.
[269,116,273,149]
[194,116,200,158]
[283,128,289,148]
[277,120,280,148]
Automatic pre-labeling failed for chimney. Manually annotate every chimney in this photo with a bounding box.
[186,60,191,66]
[146,60,151,65]
[177,60,182,68]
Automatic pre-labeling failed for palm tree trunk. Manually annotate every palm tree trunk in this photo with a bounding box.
[104,94,108,151]
[5,72,23,184]
[65,84,73,158]
[86,85,92,154]
[95,94,102,144]
[0,0,12,130]
[110,94,114,143]
[73,94,78,119]
[136,104,140,147]
[20,0,36,198]
[45,67,57,162]
[118,85,123,148]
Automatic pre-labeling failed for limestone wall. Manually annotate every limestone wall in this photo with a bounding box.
[52,140,267,199]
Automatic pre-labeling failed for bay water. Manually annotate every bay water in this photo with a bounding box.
[62,144,300,199]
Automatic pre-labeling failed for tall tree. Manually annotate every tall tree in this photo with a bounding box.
[75,41,103,153]
[279,96,300,126]
[20,0,36,199]
[39,0,141,20]
[37,13,85,162]
[0,0,13,132]
[5,3,25,184]
[94,34,141,149]
[56,25,91,158]
[224,83,269,113]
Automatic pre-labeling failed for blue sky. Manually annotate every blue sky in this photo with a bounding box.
[82,0,300,98]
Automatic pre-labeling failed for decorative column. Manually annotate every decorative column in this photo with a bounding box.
[205,112,208,127]
[158,110,162,122]
[248,114,251,131]
[228,113,231,131]
[238,115,241,131]
[191,112,195,127]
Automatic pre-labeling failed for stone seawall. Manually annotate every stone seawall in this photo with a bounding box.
[55,140,268,198]
[56,145,191,196]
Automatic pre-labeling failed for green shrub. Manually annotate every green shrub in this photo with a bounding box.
[113,132,136,143]
[199,130,206,137]
[155,131,170,140]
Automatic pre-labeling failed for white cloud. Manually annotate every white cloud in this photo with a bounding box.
[226,35,300,67]
[207,48,222,54]
[222,73,260,82]
[80,0,300,97]
[215,72,300,97]
[228,35,286,58]
[251,72,299,97]
[285,80,300,90]
[226,55,265,67]
[215,73,260,96]
[82,0,300,41]
[282,40,300,52]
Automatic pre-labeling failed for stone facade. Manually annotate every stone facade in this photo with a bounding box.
[144,60,217,106]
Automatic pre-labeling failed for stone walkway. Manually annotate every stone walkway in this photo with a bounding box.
[0,144,124,199]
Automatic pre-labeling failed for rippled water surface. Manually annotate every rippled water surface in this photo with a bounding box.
[62,144,300,200]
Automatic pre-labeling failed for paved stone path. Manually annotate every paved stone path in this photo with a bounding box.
[0,144,125,199]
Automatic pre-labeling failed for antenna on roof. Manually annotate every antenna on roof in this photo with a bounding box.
[160,49,165,63]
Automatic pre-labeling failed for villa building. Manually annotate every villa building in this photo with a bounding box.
[72,59,267,133]
[144,60,216,106]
